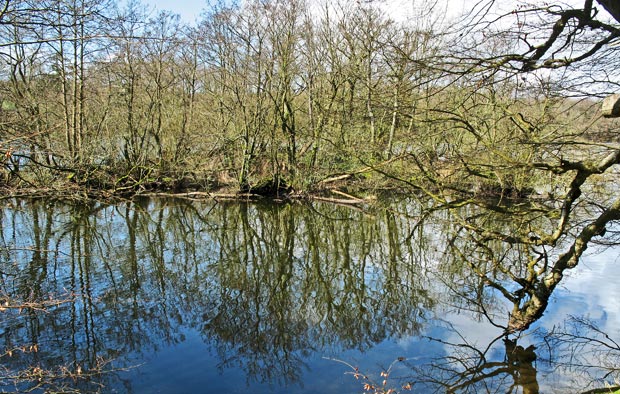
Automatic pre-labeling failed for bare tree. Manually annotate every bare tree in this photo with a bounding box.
[400,0,620,333]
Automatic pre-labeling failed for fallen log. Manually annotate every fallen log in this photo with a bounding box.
[602,94,620,118]
[309,196,366,205]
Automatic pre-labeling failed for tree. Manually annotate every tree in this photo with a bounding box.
[398,0,620,333]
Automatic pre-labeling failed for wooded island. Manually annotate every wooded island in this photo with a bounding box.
[0,0,618,202]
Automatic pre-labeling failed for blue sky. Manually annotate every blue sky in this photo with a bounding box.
[144,0,466,27]
[148,0,206,24]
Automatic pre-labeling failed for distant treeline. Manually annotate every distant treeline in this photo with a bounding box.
[0,0,614,197]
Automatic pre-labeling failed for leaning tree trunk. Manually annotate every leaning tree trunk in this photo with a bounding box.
[508,196,620,332]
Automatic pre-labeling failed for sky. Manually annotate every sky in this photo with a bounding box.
[144,0,596,27]
[145,0,467,26]
[147,0,207,24]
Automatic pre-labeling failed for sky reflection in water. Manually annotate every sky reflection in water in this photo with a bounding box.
[0,198,618,393]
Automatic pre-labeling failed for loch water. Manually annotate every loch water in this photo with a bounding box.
[0,198,618,393]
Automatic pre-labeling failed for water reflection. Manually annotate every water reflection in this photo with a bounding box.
[0,198,618,393]
[370,333,540,394]
[379,315,620,394]
[0,199,434,392]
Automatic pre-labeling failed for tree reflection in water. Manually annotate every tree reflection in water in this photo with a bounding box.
[378,316,620,394]
[0,198,617,393]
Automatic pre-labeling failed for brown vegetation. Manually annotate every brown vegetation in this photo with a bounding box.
[0,0,615,202]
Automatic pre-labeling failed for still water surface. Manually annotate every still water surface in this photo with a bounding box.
[0,198,618,393]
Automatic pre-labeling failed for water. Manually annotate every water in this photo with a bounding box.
[0,198,618,393]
